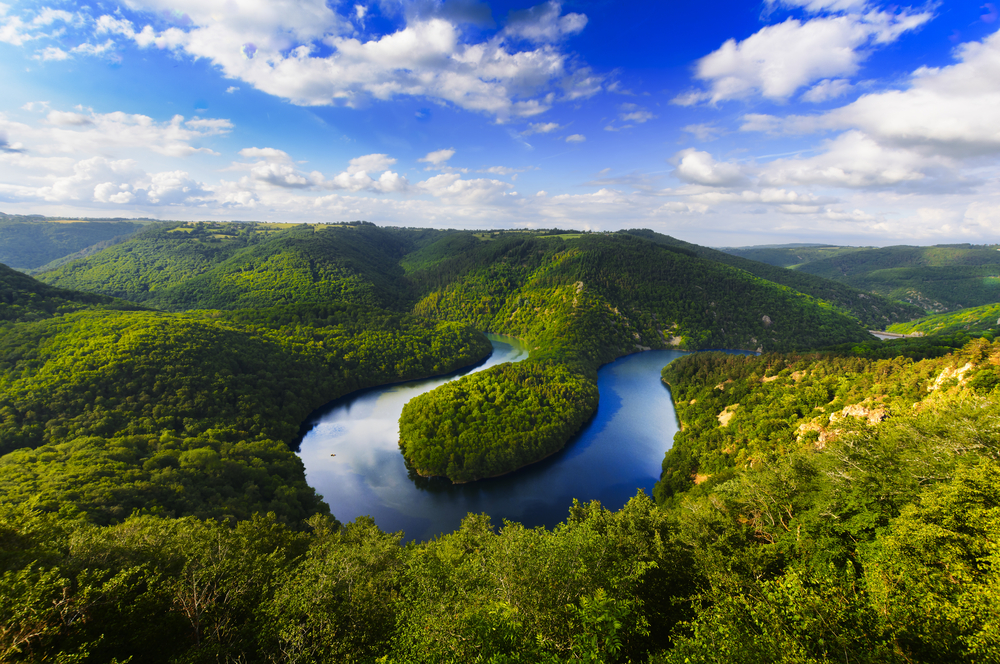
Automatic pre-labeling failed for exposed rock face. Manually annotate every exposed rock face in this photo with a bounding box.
[717,404,738,427]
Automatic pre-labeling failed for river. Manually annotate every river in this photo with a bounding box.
[297,335,689,541]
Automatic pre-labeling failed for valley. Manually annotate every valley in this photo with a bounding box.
[1,218,997,662]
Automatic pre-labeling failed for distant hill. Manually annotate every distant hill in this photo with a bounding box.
[622,230,924,328]
[717,244,869,268]
[0,214,148,269]
[794,244,1000,312]
[0,262,140,323]
[37,221,446,312]
[33,222,887,482]
[717,242,1000,313]
[887,302,1000,337]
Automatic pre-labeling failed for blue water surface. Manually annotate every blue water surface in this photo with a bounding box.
[298,336,689,541]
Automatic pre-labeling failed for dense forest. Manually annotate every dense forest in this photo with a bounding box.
[887,302,1000,337]
[791,244,1000,313]
[398,232,876,481]
[8,216,990,661]
[5,334,999,662]
[33,221,892,482]
[0,214,147,270]
[649,334,1000,661]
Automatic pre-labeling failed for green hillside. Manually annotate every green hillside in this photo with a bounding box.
[0,302,490,523]
[0,262,139,323]
[648,335,1000,661]
[399,232,874,482]
[38,221,446,311]
[795,244,1000,312]
[887,301,1000,337]
[718,243,870,268]
[0,214,146,269]
[31,224,886,484]
[624,230,925,328]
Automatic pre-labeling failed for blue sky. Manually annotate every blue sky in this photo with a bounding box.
[0,0,998,246]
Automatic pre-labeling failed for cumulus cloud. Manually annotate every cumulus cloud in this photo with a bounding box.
[565,133,585,143]
[521,121,561,135]
[801,78,853,103]
[742,30,1000,163]
[419,148,456,167]
[10,107,233,157]
[504,1,587,43]
[26,155,209,206]
[88,0,595,120]
[418,172,512,204]
[672,149,749,187]
[755,131,964,190]
[674,9,932,105]
[233,149,406,193]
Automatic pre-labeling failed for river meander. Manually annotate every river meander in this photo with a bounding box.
[298,335,688,541]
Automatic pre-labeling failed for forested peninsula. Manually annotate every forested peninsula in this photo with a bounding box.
[12,218,997,662]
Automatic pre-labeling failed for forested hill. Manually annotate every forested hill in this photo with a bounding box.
[0,214,146,270]
[31,223,894,483]
[399,232,875,482]
[792,244,1000,312]
[0,262,140,323]
[649,334,1000,659]
[37,221,443,311]
[887,301,1000,337]
[622,229,924,327]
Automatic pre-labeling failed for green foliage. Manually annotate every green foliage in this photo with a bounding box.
[0,494,694,663]
[400,360,599,482]
[0,304,490,522]
[0,263,139,323]
[653,337,1000,662]
[793,243,1000,312]
[887,301,1000,337]
[0,217,145,270]
[622,230,925,328]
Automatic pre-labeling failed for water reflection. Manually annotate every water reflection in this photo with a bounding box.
[298,336,688,541]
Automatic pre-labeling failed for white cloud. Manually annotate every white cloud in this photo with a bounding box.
[3,107,231,161]
[743,30,1000,161]
[239,147,293,163]
[35,46,69,61]
[521,121,561,135]
[417,173,512,204]
[234,149,406,193]
[766,0,869,12]
[419,148,456,166]
[672,149,749,187]
[618,103,656,123]
[95,1,595,120]
[683,123,724,141]
[504,1,587,43]
[566,133,585,143]
[756,131,957,189]
[801,78,853,103]
[346,153,397,174]
[675,10,932,105]
[22,155,208,206]
[0,11,33,46]
[226,86,239,93]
